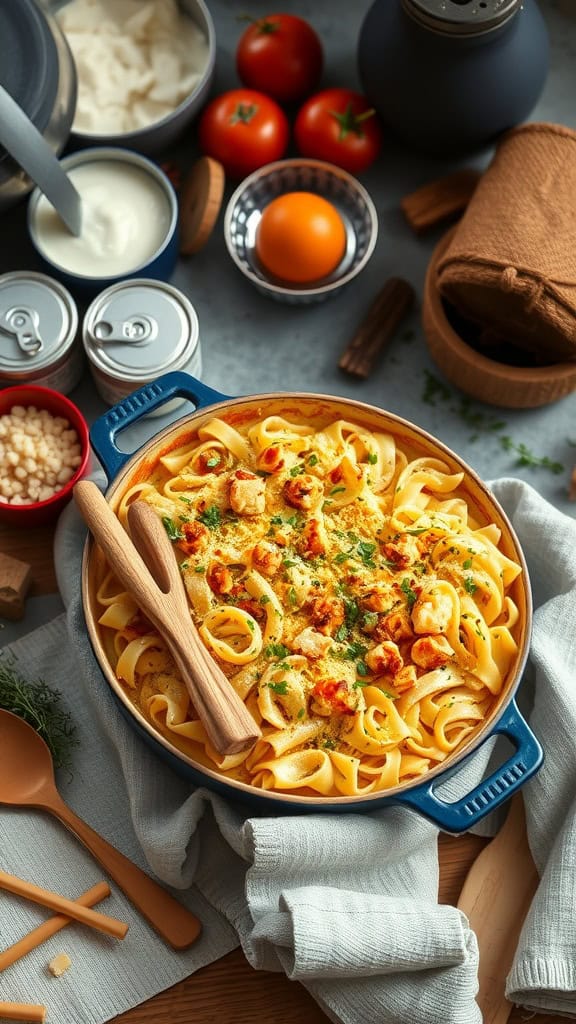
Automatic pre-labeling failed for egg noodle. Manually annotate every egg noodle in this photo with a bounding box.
[95,409,523,798]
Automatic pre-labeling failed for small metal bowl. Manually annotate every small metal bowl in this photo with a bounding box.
[48,0,216,155]
[224,159,378,304]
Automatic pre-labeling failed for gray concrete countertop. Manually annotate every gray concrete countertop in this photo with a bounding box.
[1,0,575,516]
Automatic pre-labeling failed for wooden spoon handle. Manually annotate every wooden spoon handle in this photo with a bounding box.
[74,481,260,756]
[43,790,202,950]
[457,794,539,1024]
[127,499,261,755]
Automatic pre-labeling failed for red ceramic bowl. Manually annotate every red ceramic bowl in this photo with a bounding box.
[0,385,90,525]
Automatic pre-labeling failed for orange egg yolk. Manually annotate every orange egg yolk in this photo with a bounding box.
[255,191,347,284]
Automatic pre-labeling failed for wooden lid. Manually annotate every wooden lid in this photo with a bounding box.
[423,226,576,408]
[179,156,225,256]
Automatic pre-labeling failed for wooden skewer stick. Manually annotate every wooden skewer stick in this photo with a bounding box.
[0,870,128,940]
[0,881,111,972]
[0,1002,46,1023]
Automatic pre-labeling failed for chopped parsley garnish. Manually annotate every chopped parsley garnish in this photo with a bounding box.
[206,455,221,468]
[400,578,417,608]
[259,594,270,605]
[464,576,478,594]
[356,661,369,677]
[198,505,221,529]
[268,681,289,695]
[356,541,377,568]
[178,495,192,505]
[308,453,319,466]
[162,516,183,542]
[289,464,305,477]
[329,485,346,496]
[265,642,290,659]
[367,453,378,464]
[362,611,378,630]
[463,558,473,570]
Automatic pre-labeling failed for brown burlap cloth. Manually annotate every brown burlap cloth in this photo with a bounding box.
[436,122,576,363]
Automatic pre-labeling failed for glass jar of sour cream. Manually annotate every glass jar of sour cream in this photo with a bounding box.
[27,148,179,294]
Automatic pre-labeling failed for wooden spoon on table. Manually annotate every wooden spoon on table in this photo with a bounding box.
[74,480,261,757]
[457,794,539,1024]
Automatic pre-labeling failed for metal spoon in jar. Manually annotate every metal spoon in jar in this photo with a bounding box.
[0,708,202,949]
[73,480,261,758]
[0,83,82,235]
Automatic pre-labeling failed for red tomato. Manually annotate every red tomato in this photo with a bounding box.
[236,14,323,104]
[294,88,383,174]
[198,89,289,179]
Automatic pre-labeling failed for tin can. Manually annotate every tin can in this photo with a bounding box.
[82,278,202,417]
[0,271,82,394]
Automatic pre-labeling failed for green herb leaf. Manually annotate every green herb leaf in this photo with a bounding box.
[0,657,77,772]
[198,505,221,529]
[162,516,184,541]
[268,680,289,695]
[264,642,290,659]
[400,577,417,608]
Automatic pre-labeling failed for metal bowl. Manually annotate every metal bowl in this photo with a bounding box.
[223,159,378,304]
[48,0,215,155]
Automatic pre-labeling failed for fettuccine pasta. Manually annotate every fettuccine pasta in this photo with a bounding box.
[94,408,525,798]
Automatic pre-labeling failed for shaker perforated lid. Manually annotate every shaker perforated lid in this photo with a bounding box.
[403,0,521,35]
[0,0,58,157]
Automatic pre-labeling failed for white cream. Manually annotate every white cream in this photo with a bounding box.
[31,160,173,277]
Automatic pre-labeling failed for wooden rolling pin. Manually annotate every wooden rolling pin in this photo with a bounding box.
[74,480,261,757]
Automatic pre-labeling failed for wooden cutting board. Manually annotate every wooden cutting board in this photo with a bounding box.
[457,795,540,1024]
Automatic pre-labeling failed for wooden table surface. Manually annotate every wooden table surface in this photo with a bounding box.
[0,519,564,1024]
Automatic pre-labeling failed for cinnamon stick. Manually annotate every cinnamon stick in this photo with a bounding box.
[401,168,480,233]
[0,1003,46,1023]
[0,882,111,973]
[339,277,415,379]
[0,870,128,940]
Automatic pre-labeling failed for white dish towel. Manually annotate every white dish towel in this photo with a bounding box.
[0,477,575,1024]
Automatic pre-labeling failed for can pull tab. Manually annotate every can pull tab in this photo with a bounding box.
[92,315,158,345]
[0,305,43,354]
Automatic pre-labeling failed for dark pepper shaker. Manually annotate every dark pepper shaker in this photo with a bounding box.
[357,0,549,156]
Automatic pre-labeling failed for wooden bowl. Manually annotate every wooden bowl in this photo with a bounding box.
[423,227,576,408]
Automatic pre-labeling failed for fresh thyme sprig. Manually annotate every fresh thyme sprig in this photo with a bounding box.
[0,657,77,771]
[499,436,564,474]
[421,370,565,475]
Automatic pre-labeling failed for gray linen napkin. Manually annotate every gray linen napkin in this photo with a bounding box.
[1,476,574,1024]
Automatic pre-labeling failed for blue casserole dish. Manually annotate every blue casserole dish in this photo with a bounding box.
[82,371,543,833]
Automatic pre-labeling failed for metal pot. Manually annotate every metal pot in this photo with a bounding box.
[81,371,543,833]
[0,0,76,208]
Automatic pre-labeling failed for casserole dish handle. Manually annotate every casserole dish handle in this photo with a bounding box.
[395,700,543,834]
[90,371,230,480]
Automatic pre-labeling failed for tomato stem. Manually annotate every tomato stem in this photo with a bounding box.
[230,102,258,125]
[236,14,279,33]
[330,103,376,141]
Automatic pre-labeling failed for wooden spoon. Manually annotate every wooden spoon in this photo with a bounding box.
[74,480,261,757]
[0,709,201,950]
[457,794,539,1024]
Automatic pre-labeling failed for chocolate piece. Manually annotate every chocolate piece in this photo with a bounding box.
[0,551,32,621]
